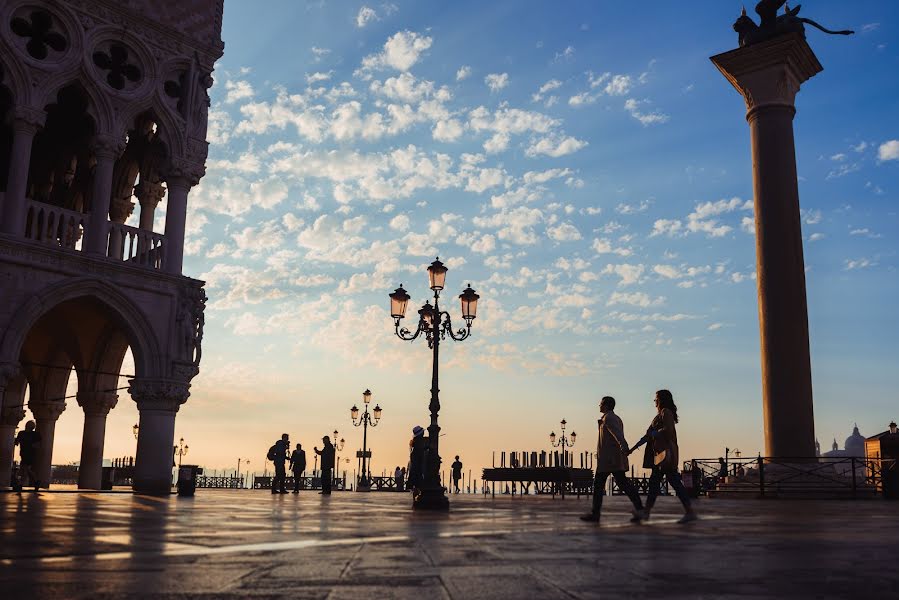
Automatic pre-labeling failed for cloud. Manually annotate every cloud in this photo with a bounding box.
[356,6,378,28]
[606,291,664,308]
[604,74,633,96]
[653,197,753,238]
[389,214,410,231]
[547,222,582,242]
[485,73,510,92]
[592,238,631,256]
[224,80,254,104]
[526,135,588,158]
[358,30,433,74]
[601,263,645,286]
[456,65,472,81]
[624,98,668,126]
[532,79,562,103]
[878,140,899,162]
[844,258,876,270]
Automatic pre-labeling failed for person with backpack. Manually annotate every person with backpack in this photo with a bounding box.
[267,433,289,494]
[13,420,41,492]
[290,443,306,493]
[314,436,335,495]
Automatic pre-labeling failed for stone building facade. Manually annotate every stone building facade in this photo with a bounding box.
[0,0,223,493]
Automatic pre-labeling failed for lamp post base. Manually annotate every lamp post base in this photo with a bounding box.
[356,480,372,492]
[413,486,450,511]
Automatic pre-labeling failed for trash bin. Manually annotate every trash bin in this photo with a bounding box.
[177,465,202,496]
[101,466,115,490]
[883,462,899,500]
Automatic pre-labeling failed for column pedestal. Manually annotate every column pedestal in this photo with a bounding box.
[712,33,821,458]
[130,379,189,495]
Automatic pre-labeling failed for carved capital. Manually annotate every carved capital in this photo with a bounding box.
[134,181,166,208]
[11,105,46,133]
[129,378,190,413]
[29,401,66,422]
[91,134,127,160]
[109,196,136,223]
[0,405,26,427]
[77,391,119,417]
[164,158,205,188]
[711,33,822,118]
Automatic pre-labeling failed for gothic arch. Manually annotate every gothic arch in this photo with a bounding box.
[0,278,164,379]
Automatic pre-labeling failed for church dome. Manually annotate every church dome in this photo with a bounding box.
[844,424,865,457]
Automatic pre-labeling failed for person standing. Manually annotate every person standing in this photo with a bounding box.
[407,426,426,493]
[394,466,403,491]
[451,456,463,494]
[580,396,644,523]
[290,443,307,493]
[13,420,41,492]
[269,433,289,494]
[633,389,697,524]
[314,436,335,495]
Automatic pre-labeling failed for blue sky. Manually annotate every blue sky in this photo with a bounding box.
[50,1,899,476]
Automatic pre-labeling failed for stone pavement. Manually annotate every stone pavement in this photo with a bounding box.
[1,488,897,598]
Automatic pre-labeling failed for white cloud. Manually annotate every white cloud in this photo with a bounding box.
[224,80,254,104]
[878,140,899,162]
[389,214,410,231]
[601,263,645,286]
[592,238,631,256]
[844,258,876,270]
[547,222,582,242]
[624,98,669,126]
[456,65,472,81]
[358,30,433,74]
[473,207,543,245]
[433,118,464,142]
[526,135,588,158]
[651,219,682,237]
[533,79,562,103]
[485,73,510,93]
[356,6,378,28]
[306,71,333,84]
[605,74,633,96]
[606,291,664,308]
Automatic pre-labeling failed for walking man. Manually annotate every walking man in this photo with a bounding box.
[269,433,289,494]
[451,455,463,493]
[580,396,644,523]
[13,420,41,492]
[290,443,307,493]
[314,436,336,495]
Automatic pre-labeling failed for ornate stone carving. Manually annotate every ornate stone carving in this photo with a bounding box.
[91,134,127,160]
[134,180,166,210]
[9,7,69,61]
[92,41,143,92]
[76,391,119,416]
[29,401,66,421]
[734,2,854,48]
[129,378,190,412]
[109,196,136,224]
[164,158,206,187]
[176,286,206,365]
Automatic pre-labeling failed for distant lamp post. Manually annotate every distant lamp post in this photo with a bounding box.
[389,258,480,510]
[175,437,188,468]
[550,419,576,467]
[333,430,345,480]
[351,388,382,492]
[890,421,898,435]
[132,423,139,440]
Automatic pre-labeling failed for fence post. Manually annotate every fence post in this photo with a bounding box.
[758,456,765,498]
[851,457,857,497]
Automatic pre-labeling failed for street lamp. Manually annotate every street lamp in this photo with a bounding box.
[389,257,480,510]
[550,419,576,467]
[132,423,139,440]
[351,388,382,491]
[175,437,188,468]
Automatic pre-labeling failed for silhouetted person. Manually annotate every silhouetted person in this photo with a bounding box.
[268,433,289,494]
[290,443,306,493]
[13,420,41,492]
[630,389,697,524]
[717,457,728,481]
[314,436,335,495]
[399,466,407,492]
[451,455,463,493]
[581,396,644,523]
[408,426,426,494]
[394,466,402,490]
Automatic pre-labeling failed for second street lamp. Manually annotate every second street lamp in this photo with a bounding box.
[389,257,480,511]
[550,419,576,467]
[351,388,382,492]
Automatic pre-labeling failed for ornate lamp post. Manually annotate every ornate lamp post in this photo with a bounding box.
[549,419,576,467]
[332,430,345,487]
[175,437,188,468]
[389,257,480,510]
[351,388,382,492]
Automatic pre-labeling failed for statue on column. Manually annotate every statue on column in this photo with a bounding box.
[175,287,206,366]
[734,2,854,47]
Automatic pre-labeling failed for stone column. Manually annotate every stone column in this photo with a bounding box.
[29,402,66,487]
[107,195,136,260]
[163,176,190,275]
[130,379,189,494]
[0,106,45,235]
[85,135,124,255]
[135,180,165,231]
[76,391,119,490]
[712,33,821,457]
[0,364,25,488]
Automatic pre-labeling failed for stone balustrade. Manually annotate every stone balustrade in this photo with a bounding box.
[24,200,89,251]
[107,221,166,270]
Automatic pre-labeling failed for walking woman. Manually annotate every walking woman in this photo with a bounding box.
[633,389,697,524]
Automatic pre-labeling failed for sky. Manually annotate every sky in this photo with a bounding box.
[45,0,899,480]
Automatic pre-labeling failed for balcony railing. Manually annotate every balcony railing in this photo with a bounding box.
[20,199,165,271]
[107,221,165,270]
[24,200,88,251]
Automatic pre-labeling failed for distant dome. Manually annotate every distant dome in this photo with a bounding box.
[844,424,865,457]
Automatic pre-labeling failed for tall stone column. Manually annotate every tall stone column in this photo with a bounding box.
[135,180,165,231]
[0,364,25,488]
[76,391,119,489]
[85,135,124,255]
[107,195,136,260]
[130,379,189,494]
[29,402,66,487]
[0,106,45,235]
[712,33,821,457]
[162,176,191,275]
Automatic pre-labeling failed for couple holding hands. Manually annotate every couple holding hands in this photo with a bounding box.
[581,389,697,525]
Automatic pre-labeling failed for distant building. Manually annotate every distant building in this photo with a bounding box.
[815,424,866,458]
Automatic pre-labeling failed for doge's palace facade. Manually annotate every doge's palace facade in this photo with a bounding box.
[0,0,223,493]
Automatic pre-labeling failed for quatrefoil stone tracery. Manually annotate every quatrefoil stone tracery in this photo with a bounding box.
[92,42,142,91]
[10,8,67,60]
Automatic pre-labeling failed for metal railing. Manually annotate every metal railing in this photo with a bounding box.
[24,200,88,250]
[252,474,348,491]
[196,475,244,489]
[685,456,889,498]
